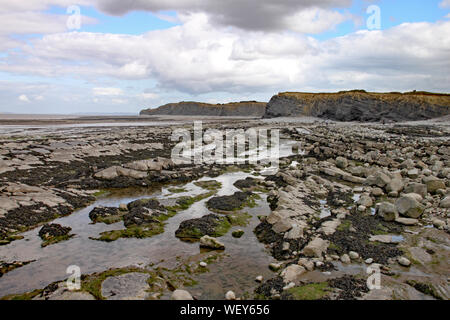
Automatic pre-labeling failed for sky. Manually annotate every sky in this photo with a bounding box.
[0,0,449,114]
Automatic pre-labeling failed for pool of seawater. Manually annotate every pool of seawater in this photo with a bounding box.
[0,171,277,299]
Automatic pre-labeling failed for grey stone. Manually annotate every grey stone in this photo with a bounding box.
[336,156,348,169]
[358,195,373,207]
[398,257,411,267]
[424,176,445,194]
[340,254,351,264]
[371,188,384,197]
[199,235,225,250]
[172,289,194,300]
[349,251,360,260]
[303,237,329,258]
[298,258,315,271]
[377,202,399,222]
[369,235,399,244]
[407,168,420,179]
[101,273,150,300]
[395,194,425,218]
[440,196,450,208]
[395,217,419,226]
[281,265,306,283]
[225,291,236,300]
[386,178,404,193]
[404,183,427,198]
[272,219,293,233]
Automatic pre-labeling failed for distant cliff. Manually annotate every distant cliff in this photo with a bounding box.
[264,90,450,122]
[140,101,266,117]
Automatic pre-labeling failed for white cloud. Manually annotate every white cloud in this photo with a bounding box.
[92,87,124,96]
[283,7,351,34]
[2,14,449,95]
[0,0,97,50]
[440,0,450,8]
[18,94,30,102]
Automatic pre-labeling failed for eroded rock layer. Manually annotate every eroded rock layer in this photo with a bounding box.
[265,90,450,122]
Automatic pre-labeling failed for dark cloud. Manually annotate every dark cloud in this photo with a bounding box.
[96,0,352,31]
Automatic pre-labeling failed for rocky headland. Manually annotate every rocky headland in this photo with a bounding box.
[140,101,266,117]
[265,90,450,122]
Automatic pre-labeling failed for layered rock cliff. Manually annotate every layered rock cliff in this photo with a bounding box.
[140,101,266,117]
[264,90,450,122]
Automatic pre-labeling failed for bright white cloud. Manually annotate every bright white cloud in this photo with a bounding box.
[283,7,351,34]
[18,94,30,102]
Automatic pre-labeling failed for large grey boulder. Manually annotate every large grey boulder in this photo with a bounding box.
[423,176,445,194]
[303,237,329,258]
[400,159,415,169]
[366,172,391,188]
[404,183,427,198]
[395,194,425,218]
[358,195,373,207]
[377,202,399,222]
[272,219,293,233]
[280,265,306,283]
[284,222,306,239]
[386,178,404,194]
[407,168,420,179]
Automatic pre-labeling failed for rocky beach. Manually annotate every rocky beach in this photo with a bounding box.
[0,0,449,309]
[0,109,449,300]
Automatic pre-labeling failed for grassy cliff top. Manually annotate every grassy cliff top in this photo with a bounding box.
[277,90,450,102]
